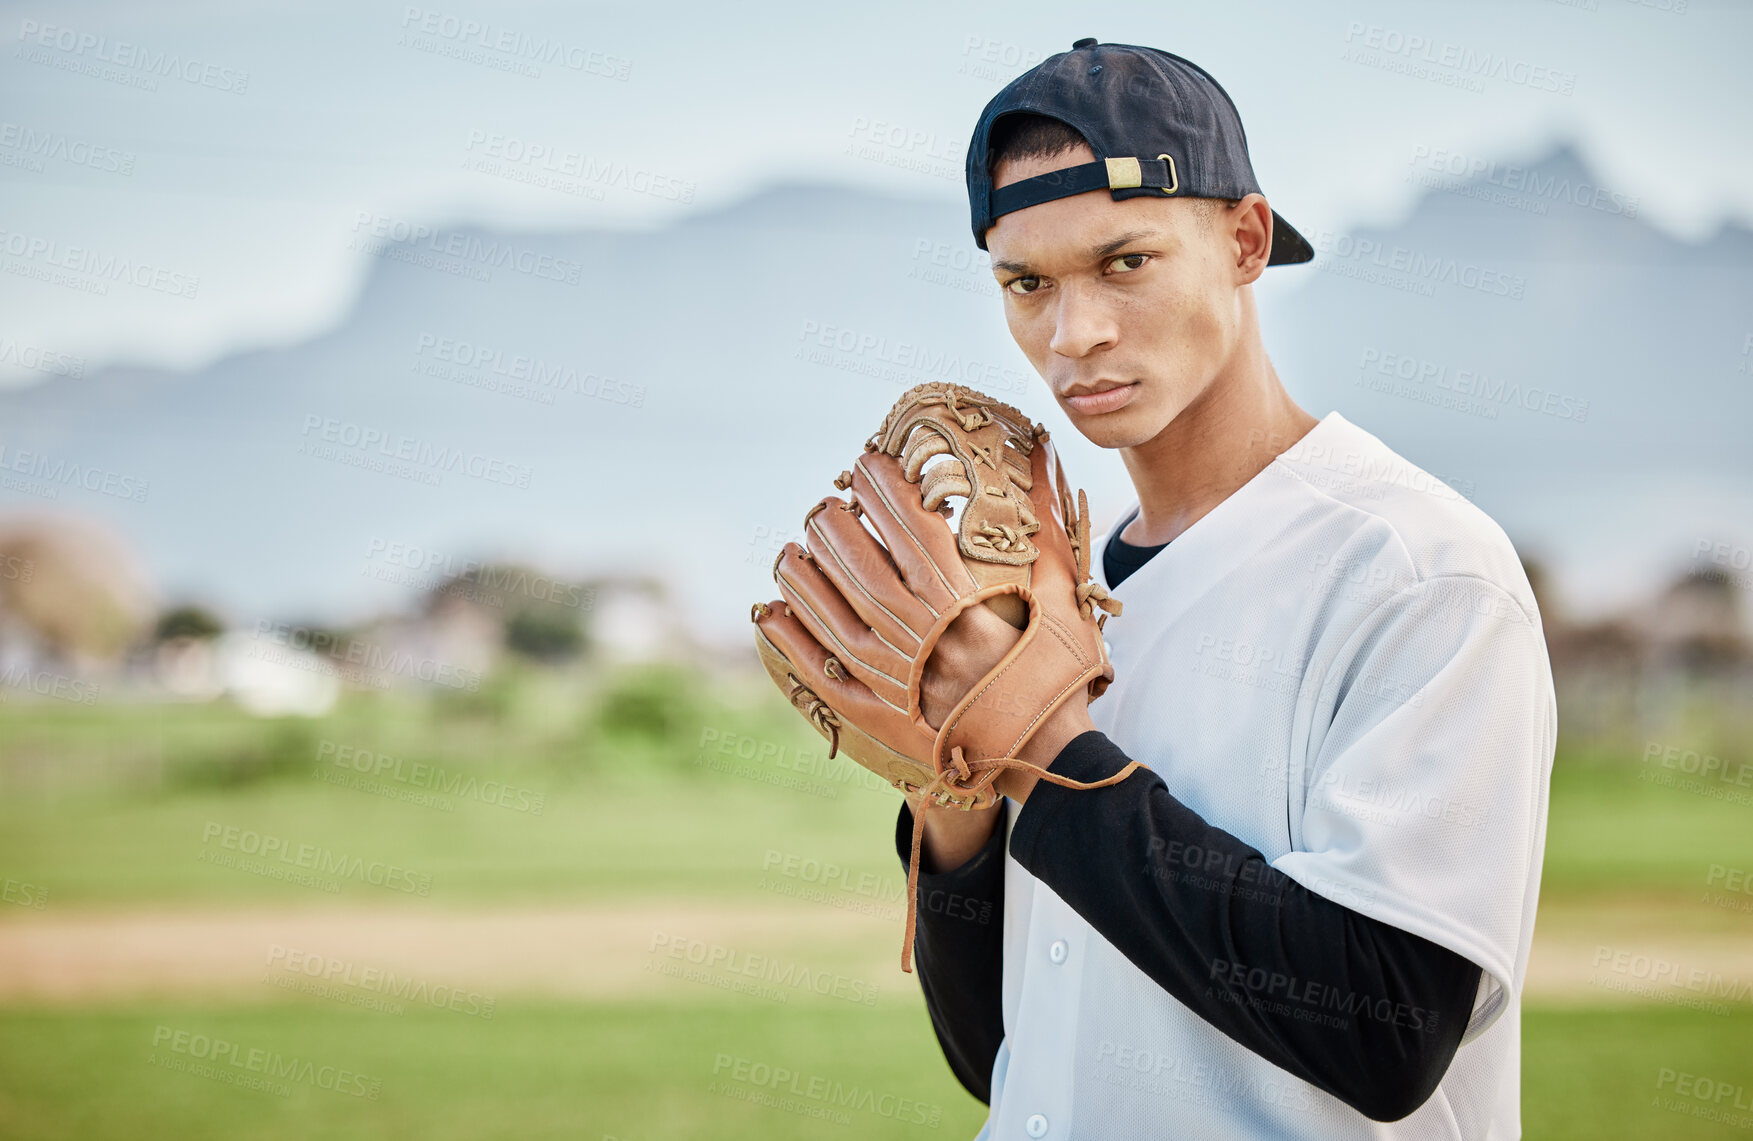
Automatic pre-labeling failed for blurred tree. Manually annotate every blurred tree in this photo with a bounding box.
[1650,567,1747,671]
[154,604,225,642]
[504,606,584,662]
[1520,553,1558,628]
[0,516,154,663]
[420,561,592,666]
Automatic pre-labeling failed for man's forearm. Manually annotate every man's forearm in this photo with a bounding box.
[897,799,1007,1104]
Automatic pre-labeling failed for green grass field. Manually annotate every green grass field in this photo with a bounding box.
[0,669,909,907]
[0,1000,992,1141]
[1,672,1750,1139]
[0,1002,1748,1139]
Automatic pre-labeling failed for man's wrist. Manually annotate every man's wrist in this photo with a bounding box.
[904,794,1003,875]
[908,793,1003,874]
[998,699,1097,803]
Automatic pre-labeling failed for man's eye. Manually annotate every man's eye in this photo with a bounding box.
[1005,275,1042,295]
[1109,253,1149,274]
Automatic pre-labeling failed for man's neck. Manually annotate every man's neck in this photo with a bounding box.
[1117,334,1318,547]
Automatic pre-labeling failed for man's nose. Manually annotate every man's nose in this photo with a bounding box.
[1048,282,1118,358]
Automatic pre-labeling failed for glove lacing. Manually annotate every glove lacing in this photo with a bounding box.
[899,743,1139,974]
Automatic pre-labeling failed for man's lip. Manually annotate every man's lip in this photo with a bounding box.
[1062,383,1138,414]
[1059,381,1131,398]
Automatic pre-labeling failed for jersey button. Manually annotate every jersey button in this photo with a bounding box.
[1026,1113,1050,1137]
[1048,939,1068,964]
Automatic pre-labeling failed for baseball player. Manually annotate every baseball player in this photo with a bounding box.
[894,40,1557,1139]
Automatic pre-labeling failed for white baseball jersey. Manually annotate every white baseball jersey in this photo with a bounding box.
[976,410,1556,1139]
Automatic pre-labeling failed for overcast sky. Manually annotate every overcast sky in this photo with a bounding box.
[2,0,1749,388]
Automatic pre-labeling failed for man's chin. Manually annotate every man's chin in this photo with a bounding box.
[1063,401,1174,450]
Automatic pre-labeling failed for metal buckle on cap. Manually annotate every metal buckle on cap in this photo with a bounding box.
[1104,157,1142,190]
[1156,154,1179,196]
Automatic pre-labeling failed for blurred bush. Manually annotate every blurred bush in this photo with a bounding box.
[586,662,713,778]
[163,717,320,791]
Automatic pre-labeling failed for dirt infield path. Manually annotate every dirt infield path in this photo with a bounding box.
[1,899,1749,1006]
[1523,898,1753,1009]
[0,902,901,1004]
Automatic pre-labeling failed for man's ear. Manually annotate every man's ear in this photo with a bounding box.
[1232,194,1272,284]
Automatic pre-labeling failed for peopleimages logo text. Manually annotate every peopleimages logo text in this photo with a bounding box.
[200,822,433,896]
[298,416,532,489]
[350,212,583,285]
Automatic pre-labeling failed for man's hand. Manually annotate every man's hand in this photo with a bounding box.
[917,601,1021,730]
[920,601,1095,804]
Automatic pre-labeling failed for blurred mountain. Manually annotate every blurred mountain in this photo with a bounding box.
[1268,141,1753,617]
[1,141,1749,648]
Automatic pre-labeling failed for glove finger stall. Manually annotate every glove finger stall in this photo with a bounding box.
[848,451,975,612]
[773,543,911,711]
[750,599,937,790]
[803,496,933,657]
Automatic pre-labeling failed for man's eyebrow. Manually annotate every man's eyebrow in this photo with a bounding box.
[1088,229,1160,259]
[990,229,1163,276]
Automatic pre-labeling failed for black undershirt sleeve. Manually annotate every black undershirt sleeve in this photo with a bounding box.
[894,800,1007,1105]
[1007,729,1484,1123]
[897,738,1482,1121]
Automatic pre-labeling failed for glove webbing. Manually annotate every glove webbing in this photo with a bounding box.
[900,745,1140,974]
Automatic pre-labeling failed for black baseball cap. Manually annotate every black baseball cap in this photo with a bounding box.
[965,38,1313,265]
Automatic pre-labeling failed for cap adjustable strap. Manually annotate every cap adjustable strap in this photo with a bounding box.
[989,156,1178,221]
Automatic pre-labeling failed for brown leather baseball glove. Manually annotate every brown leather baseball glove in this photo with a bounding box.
[749,382,1138,972]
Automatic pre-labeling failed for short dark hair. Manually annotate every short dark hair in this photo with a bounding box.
[987,112,1091,171]
[985,113,1241,235]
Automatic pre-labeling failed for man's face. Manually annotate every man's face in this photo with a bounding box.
[985,143,1260,448]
